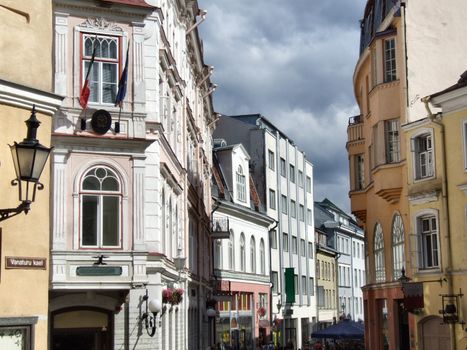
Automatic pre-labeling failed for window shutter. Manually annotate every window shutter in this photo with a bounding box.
[409,233,421,271]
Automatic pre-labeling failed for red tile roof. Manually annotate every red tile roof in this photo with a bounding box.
[100,0,154,9]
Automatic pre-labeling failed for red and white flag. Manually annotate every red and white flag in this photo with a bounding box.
[79,40,97,109]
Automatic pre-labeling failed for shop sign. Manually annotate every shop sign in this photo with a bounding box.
[402,282,424,312]
[5,256,46,269]
[76,266,122,276]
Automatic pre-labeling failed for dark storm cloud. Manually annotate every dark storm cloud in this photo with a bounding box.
[198,0,366,212]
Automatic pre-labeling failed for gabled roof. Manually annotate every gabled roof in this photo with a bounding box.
[317,198,358,226]
[430,70,467,99]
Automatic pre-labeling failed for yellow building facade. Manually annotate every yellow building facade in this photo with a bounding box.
[400,73,467,350]
[0,1,62,349]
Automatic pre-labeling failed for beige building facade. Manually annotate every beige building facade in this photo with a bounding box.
[0,1,62,349]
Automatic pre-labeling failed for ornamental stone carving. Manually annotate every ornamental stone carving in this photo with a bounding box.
[79,17,123,32]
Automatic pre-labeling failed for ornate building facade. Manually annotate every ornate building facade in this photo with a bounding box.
[49,0,216,349]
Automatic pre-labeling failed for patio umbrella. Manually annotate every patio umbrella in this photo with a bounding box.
[311,319,364,339]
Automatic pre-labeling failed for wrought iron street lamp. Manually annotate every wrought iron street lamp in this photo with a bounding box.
[0,105,52,221]
[141,290,163,337]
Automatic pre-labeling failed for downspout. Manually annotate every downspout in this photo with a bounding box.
[400,1,410,121]
[421,96,455,349]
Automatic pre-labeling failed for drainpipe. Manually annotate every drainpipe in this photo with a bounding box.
[186,9,207,35]
[268,219,279,341]
[421,96,455,350]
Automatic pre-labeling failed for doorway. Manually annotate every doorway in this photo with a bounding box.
[397,300,410,350]
[51,308,112,350]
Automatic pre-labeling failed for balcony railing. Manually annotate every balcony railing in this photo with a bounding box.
[211,216,230,239]
[347,116,364,144]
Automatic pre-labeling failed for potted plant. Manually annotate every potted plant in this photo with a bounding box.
[170,288,184,305]
[162,288,173,304]
[257,306,266,318]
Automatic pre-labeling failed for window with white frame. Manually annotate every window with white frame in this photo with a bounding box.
[215,239,222,269]
[280,158,286,177]
[299,204,305,221]
[290,200,296,218]
[385,119,400,163]
[384,38,396,82]
[413,133,434,179]
[292,236,298,254]
[82,35,120,105]
[392,214,405,279]
[298,170,304,187]
[268,150,275,170]
[270,229,277,249]
[283,232,289,252]
[81,166,121,248]
[236,165,246,202]
[306,176,312,193]
[240,233,246,272]
[250,236,256,273]
[229,230,234,270]
[269,189,276,210]
[308,242,313,259]
[300,239,306,257]
[289,164,295,183]
[309,277,314,296]
[281,195,288,214]
[260,239,265,274]
[272,271,279,293]
[307,209,312,223]
[301,276,307,295]
[374,223,386,282]
[418,215,439,269]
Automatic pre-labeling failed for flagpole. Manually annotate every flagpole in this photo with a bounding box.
[115,106,122,134]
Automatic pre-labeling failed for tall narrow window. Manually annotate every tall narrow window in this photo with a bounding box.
[268,150,275,170]
[81,166,121,248]
[306,176,312,193]
[289,164,295,183]
[374,223,386,282]
[392,214,405,279]
[229,231,234,270]
[283,232,289,252]
[419,215,439,269]
[384,38,396,82]
[385,119,400,163]
[290,200,296,218]
[414,134,434,179]
[82,35,119,104]
[298,170,304,187]
[280,158,286,177]
[269,189,276,210]
[270,229,277,249]
[281,195,288,214]
[240,233,246,272]
[215,239,222,269]
[236,165,246,202]
[250,236,256,273]
[260,239,265,274]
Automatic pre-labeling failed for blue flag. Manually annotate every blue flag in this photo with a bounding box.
[115,45,129,107]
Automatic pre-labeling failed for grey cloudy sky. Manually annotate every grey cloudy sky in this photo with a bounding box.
[198,0,367,213]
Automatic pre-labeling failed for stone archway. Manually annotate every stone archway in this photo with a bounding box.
[419,316,451,350]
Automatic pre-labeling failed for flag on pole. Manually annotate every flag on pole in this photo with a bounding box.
[115,45,129,108]
[79,39,97,109]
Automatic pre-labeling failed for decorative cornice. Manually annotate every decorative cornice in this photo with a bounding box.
[79,17,124,32]
[0,79,63,116]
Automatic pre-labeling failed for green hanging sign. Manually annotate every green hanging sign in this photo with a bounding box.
[285,267,295,304]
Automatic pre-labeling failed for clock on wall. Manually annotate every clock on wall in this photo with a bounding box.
[91,109,112,135]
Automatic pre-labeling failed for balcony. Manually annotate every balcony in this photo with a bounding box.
[211,216,230,239]
[347,115,364,149]
[349,190,367,224]
[373,163,403,204]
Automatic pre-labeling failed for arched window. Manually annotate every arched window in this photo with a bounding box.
[374,223,386,282]
[236,165,246,202]
[392,214,405,279]
[240,233,245,272]
[215,239,222,269]
[81,166,121,248]
[260,239,265,274]
[250,236,256,273]
[228,230,234,270]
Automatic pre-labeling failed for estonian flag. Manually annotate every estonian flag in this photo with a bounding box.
[79,39,97,109]
[115,45,129,108]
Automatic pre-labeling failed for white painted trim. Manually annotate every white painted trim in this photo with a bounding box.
[410,127,436,183]
[0,80,63,115]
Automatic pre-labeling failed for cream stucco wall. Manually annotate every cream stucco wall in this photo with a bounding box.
[0,1,53,91]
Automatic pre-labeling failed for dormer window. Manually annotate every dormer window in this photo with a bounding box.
[236,165,246,202]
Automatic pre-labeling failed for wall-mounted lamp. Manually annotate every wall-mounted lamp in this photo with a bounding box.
[186,9,207,35]
[277,298,282,313]
[203,84,217,99]
[141,290,164,337]
[439,291,464,325]
[1,105,52,222]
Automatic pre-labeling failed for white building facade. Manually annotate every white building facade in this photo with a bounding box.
[50,1,216,349]
[211,143,274,349]
[214,114,316,350]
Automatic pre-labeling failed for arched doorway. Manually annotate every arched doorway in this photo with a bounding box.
[51,308,112,350]
[419,316,451,350]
